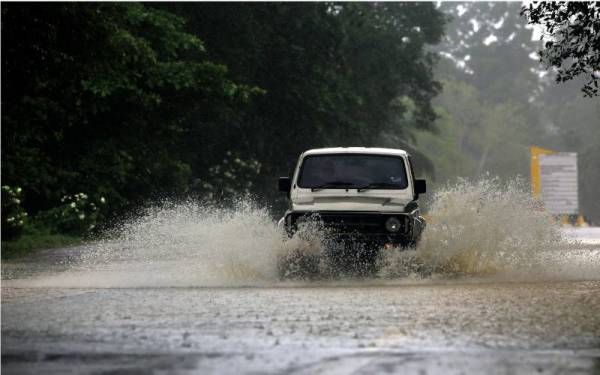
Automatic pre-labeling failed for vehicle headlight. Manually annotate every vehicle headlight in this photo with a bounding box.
[385,217,402,233]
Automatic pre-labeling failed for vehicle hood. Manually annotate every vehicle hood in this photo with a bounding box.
[291,188,412,212]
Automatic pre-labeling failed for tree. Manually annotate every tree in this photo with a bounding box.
[521,2,600,97]
[166,3,446,201]
[414,79,531,183]
[2,3,448,227]
[437,2,546,103]
[1,3,258,215]
[430,3,556,183]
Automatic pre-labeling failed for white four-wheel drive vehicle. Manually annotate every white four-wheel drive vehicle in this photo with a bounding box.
[277,147,426,275]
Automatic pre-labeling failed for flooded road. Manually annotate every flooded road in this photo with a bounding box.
[2,185,600,374]
[2,228,600,374]
[2,280,600,374]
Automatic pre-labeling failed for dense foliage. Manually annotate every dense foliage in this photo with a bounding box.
[2,3,446,238]
[5,2,598,244]
[2,3,258,219]
[522,2,600,97]
[164,3,446,193]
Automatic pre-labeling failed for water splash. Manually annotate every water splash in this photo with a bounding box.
[8,199,285,288]
[377,178,597,280]
[5,178,599,288]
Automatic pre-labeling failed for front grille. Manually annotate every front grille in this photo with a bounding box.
[287,211,410,235]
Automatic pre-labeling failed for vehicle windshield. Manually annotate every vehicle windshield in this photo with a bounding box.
[297,154,408,189]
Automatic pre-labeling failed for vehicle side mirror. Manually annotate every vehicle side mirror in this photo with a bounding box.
[278,177,291,193]
[414,179,426,195]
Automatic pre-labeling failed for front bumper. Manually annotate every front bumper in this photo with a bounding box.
[282,210,425,247]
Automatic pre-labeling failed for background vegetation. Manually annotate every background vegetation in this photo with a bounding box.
[2,3,599,256]
[421,3,599,222]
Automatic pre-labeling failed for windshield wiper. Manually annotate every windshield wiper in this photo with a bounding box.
[310,181,355,192]
[357,182,400,192]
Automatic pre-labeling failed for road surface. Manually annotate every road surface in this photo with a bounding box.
[2,227,600,374]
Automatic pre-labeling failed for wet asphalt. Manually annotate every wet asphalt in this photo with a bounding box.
[2,232,600,374]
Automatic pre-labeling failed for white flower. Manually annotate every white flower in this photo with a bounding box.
[100,197,106,204]
[78,213,85,220]
[6,217,15,222]
[16,187,22,193]
[70,202,76,208]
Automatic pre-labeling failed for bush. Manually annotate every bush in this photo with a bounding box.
[195,151,262,202]
[35,193,107,236]
[1,185,27,240]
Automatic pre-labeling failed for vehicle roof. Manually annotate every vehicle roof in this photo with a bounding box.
[302,147,408,157]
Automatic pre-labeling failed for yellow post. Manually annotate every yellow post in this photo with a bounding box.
[529,146,556,197]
